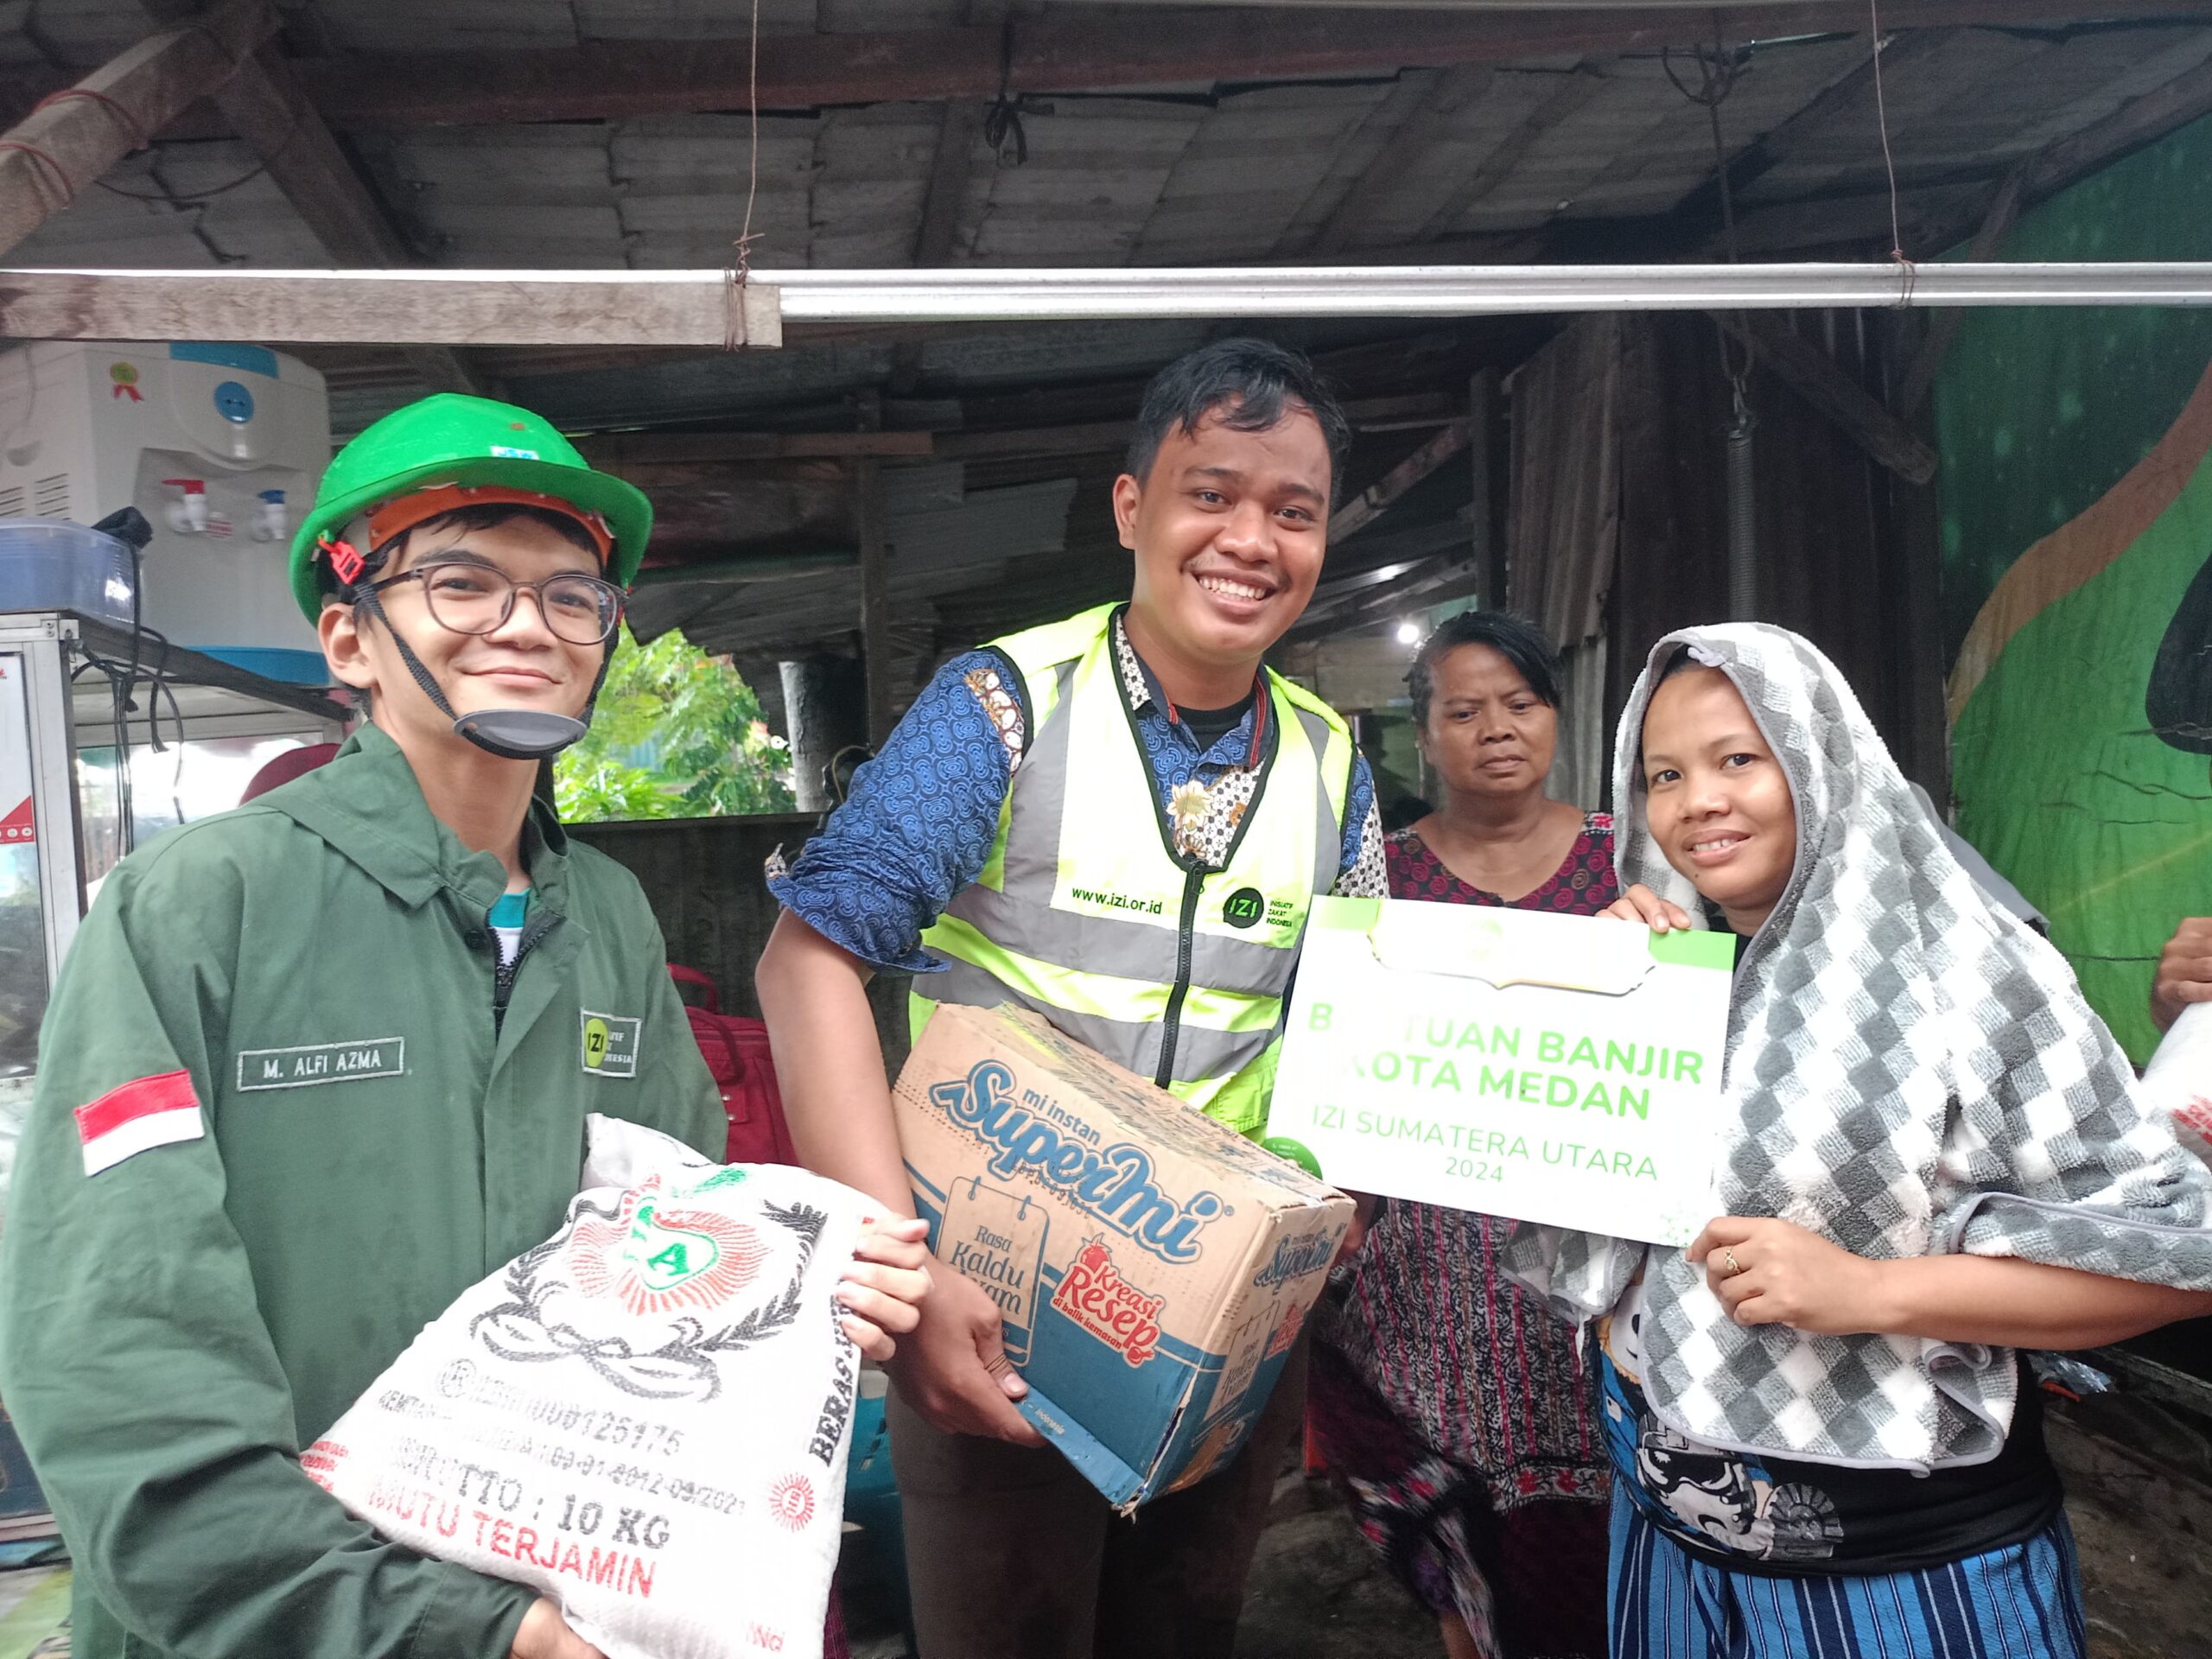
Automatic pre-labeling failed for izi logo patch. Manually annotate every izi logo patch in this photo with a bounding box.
[1222,887,1266,929]
[580,1009,642,1078]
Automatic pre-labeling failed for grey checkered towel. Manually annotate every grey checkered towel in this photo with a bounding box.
[1508,624,2212,1471]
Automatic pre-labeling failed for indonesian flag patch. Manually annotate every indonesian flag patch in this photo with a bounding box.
[74,1071,204,1177]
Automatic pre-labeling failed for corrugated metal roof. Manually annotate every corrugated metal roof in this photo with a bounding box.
[7,17,2202,282]
[6,4,2206,675]
[12,144,333,266]
[1141,80,1395,262]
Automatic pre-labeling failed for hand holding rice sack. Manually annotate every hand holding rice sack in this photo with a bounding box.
[2147,918,2212,1163]
[2145,1002,2212,1164]
[1516,624,2212,1650]
[307,1116,919,1659]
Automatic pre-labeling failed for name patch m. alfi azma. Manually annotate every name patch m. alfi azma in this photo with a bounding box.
[237,1038,406,1092]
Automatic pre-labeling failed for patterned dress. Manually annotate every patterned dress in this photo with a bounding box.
[1310,815,1617,1659]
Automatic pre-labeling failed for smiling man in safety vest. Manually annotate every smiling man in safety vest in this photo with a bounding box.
[0,394,926,1659]
[757,339,1385,1658]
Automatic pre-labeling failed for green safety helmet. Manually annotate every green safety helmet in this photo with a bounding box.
[289,393,652,623]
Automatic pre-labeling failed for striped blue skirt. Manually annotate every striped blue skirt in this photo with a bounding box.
[1609,1492,2088,1659]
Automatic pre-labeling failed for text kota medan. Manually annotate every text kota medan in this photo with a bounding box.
[1308,1012,1703,1115]
[1302,1012,1713,1179]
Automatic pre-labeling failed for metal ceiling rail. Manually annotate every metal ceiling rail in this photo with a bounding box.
[771,263,2212,317]
[1,264,2208,348]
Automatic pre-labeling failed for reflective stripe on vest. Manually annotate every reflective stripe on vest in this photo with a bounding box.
[913,604,1353,1135]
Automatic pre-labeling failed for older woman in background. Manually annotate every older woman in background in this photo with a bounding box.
[1311,611,1610,1659]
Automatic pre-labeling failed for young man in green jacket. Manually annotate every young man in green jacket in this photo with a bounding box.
[0,395,925,1659]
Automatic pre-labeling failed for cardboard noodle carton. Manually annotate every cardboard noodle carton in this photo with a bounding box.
[893,1002,1354,1511]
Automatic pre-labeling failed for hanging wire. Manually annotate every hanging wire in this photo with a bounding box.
[26,82,302,206]
[1866,0,1916,302]
[982,15,1029,166]
[1664,23,1754,416]
[1666,16,1761,620]
[723,0,763,349]
[95,154,276,205]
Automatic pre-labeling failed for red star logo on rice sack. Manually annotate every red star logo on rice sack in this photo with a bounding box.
[566,1177,769,1319]
[766,1472,817,1532]
[1050,1237,1165,1367]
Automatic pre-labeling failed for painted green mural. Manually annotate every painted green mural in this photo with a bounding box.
[1939,113,2212,1063]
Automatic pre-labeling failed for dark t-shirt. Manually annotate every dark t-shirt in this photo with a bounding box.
[1596,926,2067,1574]
[1173,693,1256,750]
[1599,1347,2063,1576]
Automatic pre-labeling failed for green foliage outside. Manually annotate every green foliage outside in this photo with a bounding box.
[555,627,795,823]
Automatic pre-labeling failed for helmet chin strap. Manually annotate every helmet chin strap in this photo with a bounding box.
[352,586,613,761]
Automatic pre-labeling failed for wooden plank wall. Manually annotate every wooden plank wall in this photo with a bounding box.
[1607,310,1950,802]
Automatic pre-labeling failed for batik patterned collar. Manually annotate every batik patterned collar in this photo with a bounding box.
[1111,609,1270,771]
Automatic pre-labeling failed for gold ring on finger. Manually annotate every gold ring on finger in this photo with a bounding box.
[1722,1248,1744,1277]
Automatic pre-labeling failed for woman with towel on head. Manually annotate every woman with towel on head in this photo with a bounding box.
[1512,623,2212,1659]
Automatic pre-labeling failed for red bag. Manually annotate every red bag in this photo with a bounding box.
[670,968,851,1659]
[668,965,800,1167]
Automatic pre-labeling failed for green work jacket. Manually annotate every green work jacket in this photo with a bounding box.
[0,723,722,1659]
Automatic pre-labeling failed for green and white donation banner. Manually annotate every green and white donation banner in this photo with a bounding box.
[1269,898,1735,1246]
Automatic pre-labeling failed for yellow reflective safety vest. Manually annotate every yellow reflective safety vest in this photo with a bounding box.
[912,604,1356,1136]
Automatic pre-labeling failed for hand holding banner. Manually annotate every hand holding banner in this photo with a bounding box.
[1268,898,1735,1246]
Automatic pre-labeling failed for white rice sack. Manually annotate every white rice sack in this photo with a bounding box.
[2148,1003,2212,1164]
[303,1115,872,1659]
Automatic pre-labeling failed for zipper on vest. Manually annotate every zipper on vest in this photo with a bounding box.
[1154,866,1207,1089]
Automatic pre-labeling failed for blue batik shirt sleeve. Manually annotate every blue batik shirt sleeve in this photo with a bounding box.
[766,650,1013,975]
[1336,753,1385,898]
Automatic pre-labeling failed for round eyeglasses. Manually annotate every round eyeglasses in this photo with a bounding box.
[367,561,625,646]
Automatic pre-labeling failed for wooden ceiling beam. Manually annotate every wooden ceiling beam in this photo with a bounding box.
[1406,61,1608,246]
[0,269,783,348]
[578,429,931,465]
[909,0,1010,267]
[1893,164,2024,416]
[891,1,1009,391]
[0,67,235,141]
[1666,30,1957,249]
[138,3,486,396]
[575,391,1462,473]
[1687,35,2212,263]
[2018,39,2212,200]
[0,0,277,256]
[1726,314,1938,484]
[1332,417,1472,541]
[295,5,2212,129]
[1294,65,1491,259]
